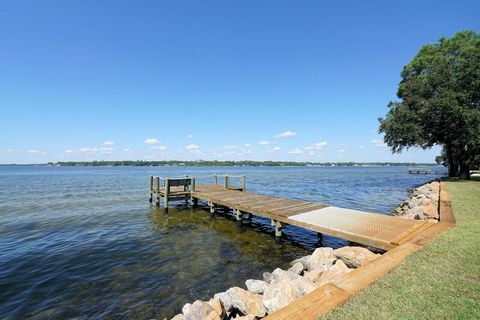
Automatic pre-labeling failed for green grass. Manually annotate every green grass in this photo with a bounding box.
[320,179,480,320]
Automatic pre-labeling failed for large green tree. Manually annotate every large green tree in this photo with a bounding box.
[379,30,480,179]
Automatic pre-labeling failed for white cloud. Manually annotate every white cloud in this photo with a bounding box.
[224,145,237,149]
[307,151,316,155]
[338,148,346,153]
[27,149,45,155]
[79,147,98,153]
[102,140,115,146]
[99,147,114,154]
[259,140,270,145]
[144,138,161,145]
[64,149,74,154]
[276,131,297,138]
[4,149,13,152]
[272,146,281,151]
[305,141,328,150]
[359,146,365,149]
[289,148,304,155]
[123,148,133,152]
[150,145,167,150]
[187,134,194,139]
[244,143,251,147]
[371,139,387,147]
[186,144,200,150]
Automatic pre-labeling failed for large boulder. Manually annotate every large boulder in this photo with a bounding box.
[182,300,215,320]
[245,279,269,294]
[262,277,315,314]
[307,247,336,270]
[226,287,267,317]
[171,314,184,320]
[333,246,378,268]
[213,292,232,312]
[290,255,311,269]
[423,203,439,219]
[288,262,304,275]
[269,268,300,284]
[315,260,351,286]
[208,298,224,318]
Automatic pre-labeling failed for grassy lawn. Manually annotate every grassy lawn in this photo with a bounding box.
[320,179,480,320]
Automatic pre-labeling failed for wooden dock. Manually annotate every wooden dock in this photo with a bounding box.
[148,175,434,251]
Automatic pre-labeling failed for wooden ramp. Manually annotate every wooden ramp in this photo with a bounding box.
[191,184,432,251]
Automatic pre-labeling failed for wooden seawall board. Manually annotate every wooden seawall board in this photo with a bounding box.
[192,184,432,251]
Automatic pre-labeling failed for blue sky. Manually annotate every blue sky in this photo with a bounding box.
[1,1,479,164]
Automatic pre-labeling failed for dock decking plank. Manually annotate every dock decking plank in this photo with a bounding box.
[189,184,426,251]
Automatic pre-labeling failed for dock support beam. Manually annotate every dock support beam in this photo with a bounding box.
[234,208,242,221]
[149,176,153,203]
[155,176,160,206]
[242,175,246,192]
[214,174,218,185]
[208,201,215,214]
[164,179,169,210]
[272,219,282,238]
[224,175,229,190]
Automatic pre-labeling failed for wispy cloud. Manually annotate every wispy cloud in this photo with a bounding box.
[79,147,98,153]
[289,148,304,155]
[338,148,346,153]
[244,143,251,147]
[186,144,200,150]
[150,145,167,150]
[64,149,74,154]
[27,149,46,155]
[123,148,133,153]
[144,138,161,145]
[305,141,328,150]
[259,140,270,145]
[187,134,194,139]
[359,145,365,149]
[275,131,296,138]
[272,146,281,151]
[371,139,387,147]
[102,140,115,146]
[99,147,114,154]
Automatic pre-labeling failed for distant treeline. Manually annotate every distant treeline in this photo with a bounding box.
[50,160,438,167]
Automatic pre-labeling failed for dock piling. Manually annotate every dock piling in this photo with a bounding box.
[155,176,160,206]
[164,179,169,210]
[223,175,229,190]
[149,176,153,203]
[241,175,246,192]
[234,208,242,221]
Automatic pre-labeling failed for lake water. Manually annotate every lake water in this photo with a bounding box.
[0,166,443,319]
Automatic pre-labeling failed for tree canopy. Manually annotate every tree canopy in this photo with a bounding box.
[379,30,480,179]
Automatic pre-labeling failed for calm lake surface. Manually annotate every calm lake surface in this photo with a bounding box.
[0,166,443,319]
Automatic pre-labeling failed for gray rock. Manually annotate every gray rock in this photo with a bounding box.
[306,247,336,271]
[262,271,272,282]
[288,262,304,275]
[226,287,267,317]
[213,292,232,312]
[182,300,214,320]
[262,277,315,314]
[333,246,379,268]
[269,268,300,284]
[171,314,185,320]
[245,279,269,294]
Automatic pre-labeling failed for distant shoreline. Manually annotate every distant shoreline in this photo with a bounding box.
[1,161,439,167]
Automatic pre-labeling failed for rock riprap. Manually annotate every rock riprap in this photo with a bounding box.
[393,181,440,220]
[171,245,379,319]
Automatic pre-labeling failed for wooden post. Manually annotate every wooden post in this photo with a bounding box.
[149,175,153,203]
[214,174,218,185]
[208,201,215,214]
[164,178,169,210]
[155,176,160,206]
[234,208,242,221]
[224,175,229,190]
[191,177,196,192]
[272,219,282,238]
[241,175,246,192]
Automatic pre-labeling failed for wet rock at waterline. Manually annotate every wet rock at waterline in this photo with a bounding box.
[225,287,267,317]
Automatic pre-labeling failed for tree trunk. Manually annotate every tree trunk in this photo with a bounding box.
[446,146,459,177]
[459,162,471,180]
